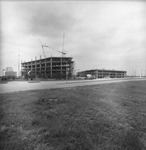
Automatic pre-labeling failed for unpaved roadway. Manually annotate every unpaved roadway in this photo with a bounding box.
[0,78,146,93]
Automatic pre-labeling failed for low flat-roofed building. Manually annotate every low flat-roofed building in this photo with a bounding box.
[5,71,17,77]
[78,69,127,78]
[21,57,74,79]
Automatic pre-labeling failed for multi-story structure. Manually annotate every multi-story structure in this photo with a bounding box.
[78,69,127,78]
[5,67,17,77]
[6,67,13,72]
[21,56,74,79]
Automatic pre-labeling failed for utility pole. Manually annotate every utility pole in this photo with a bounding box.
[145,49,146,77]
[61,32,65,79]
[145,58,146,77]
[63,32,65,53]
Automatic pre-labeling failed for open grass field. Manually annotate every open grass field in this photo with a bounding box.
[0,80,146,150]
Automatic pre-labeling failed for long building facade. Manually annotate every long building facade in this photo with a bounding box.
[78,69,127,78]
[21,57,74,79]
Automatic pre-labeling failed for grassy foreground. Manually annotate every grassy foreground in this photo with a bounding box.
[0,80,146,150]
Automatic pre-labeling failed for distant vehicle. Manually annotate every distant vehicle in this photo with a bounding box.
[16,76,21,79]
[85,74,96,80]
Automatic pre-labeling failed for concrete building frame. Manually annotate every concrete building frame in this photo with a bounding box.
[21,57,74,79]
[78,69,127,78]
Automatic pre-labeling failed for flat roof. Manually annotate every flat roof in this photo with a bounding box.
[79,69,127,72]
[21,56,73,64]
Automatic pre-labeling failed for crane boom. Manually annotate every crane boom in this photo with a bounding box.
[37,33,68,58]
[38,39,46,58]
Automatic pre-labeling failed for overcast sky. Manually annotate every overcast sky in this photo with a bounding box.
[0,1,146,76]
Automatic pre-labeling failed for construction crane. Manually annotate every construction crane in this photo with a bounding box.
[43,45,67,57]
[59,32,67,57]
[38,33,67,58]
[58,50,67,57]
[43,46,67,57]
[38,40,61,57]
[38,39,46,58]
[45,32,67,57]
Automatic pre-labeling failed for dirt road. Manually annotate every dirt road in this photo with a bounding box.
[0,78,146,93]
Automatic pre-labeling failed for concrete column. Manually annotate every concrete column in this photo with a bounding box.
[116,72,117,78]
[35,57,37,77]
[109,71,111,78]
[50,57,52,78]
[96,70,98,78]
[31,59,32,71]
[27,62,28,72]
[40,55,41,77]
[45,58,46,78]
[61,57,62,79]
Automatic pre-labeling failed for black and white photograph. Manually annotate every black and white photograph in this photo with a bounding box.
[0,0,146,149]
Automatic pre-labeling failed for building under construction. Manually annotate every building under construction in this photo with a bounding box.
[21,56,74,79]
[78,69,127,78]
